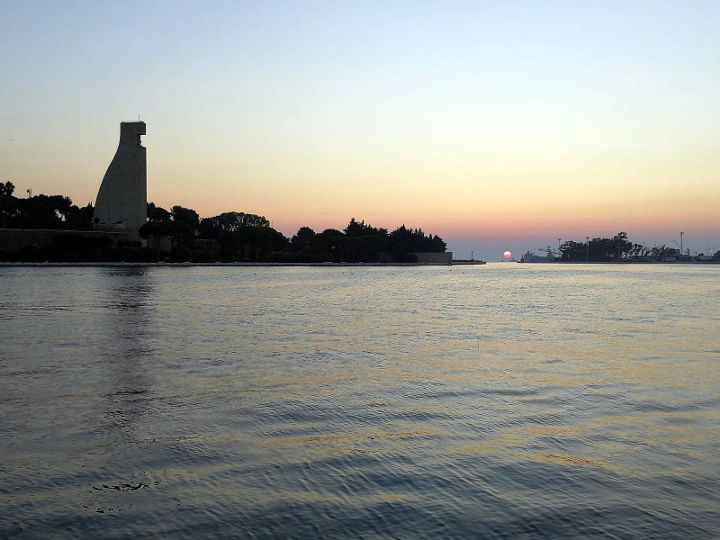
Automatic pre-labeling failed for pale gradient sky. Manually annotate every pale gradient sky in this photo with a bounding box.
[2,0,719,259]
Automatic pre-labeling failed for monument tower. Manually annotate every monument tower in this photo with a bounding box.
[94,121,147,233]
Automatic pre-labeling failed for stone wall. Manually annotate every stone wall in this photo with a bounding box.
[413,252,453,265]
[378,251,453,264]
[0,228,139,253]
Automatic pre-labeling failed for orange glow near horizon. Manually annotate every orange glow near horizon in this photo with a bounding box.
[11,147,717,249]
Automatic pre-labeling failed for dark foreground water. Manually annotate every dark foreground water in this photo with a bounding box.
[1,264,719,539]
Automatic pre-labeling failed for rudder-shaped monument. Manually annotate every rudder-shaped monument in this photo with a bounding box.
[94,121,147,233]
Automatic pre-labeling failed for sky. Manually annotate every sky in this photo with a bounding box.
[1,0,719,260]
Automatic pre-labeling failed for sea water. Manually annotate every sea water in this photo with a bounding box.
[1,264,718,538]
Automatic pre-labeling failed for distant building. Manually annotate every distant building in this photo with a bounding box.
[94,121,147,234]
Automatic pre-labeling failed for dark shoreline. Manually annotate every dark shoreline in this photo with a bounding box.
[1,260,718,268]
[0,261,456,268]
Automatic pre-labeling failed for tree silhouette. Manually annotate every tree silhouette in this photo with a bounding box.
[0,181,15,227]
[561,233,650,261]
[199,212,270,238]
[291,226,316,250]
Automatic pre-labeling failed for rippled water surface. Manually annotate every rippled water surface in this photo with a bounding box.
[1,264,719,538]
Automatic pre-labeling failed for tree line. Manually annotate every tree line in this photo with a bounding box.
[559,232,702,261]
[0,181,446,262]
[140,208,446,262]
[0,181,93,230]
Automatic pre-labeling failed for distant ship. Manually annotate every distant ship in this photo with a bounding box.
[519,248,556,263]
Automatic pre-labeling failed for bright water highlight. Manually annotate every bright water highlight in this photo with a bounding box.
[1,264,719,538]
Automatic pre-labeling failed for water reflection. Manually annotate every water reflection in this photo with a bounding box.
[97,267,155,440]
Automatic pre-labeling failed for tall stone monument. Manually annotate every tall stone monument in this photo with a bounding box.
[94,121,147,233]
